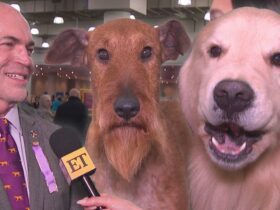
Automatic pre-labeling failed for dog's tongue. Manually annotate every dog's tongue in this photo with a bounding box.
[212,135,246,155]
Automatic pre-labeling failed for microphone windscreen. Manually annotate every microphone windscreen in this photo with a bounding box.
[50,127,83,158]
[49,127,100,202]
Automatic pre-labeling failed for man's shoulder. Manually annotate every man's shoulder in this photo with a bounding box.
[18,101,37,115]
[18,102,59,131]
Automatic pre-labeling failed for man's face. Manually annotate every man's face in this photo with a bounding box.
[0,5,34,108]
[210,0,233,20]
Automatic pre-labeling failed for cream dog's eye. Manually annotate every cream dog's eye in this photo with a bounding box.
[208,45,222,58]
[271,53,280,67]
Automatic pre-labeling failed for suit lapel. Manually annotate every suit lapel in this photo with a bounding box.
[19,108,45,210]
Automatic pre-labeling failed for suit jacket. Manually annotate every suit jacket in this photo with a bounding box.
[0,103,84,210]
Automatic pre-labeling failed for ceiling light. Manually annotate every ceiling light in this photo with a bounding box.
[31,28,39,35]
[10,4,21,11]
[178,0,191,6]
[88,27,95,31]
[204,11,210,21]
[53,16,64,24]
[130,15,135,19]
[42,42,50,48]
[154,25,159,28]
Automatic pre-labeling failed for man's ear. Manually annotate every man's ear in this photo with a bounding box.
[45,29,88,66]
[158,20,191,62]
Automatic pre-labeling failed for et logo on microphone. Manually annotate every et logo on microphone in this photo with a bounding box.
[60,147,96,181]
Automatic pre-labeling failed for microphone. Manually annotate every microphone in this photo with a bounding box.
[49,127,102,209]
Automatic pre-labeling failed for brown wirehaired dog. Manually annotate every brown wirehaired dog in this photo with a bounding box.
[46,18,191,209]
[179,7,280,210]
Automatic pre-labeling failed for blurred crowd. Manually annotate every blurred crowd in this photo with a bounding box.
[27,88,90,141]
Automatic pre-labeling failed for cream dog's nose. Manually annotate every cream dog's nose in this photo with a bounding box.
[214,79,254,115]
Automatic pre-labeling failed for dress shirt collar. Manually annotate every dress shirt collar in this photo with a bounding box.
[5,105,22,135]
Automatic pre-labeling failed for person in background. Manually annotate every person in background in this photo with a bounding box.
[54,88,89,139]
[51,95,62,113]
[31,95,40,109]
[210,0,233,20]
[0,3,83,209]
[37,94,54,122]
[51,94,55,103]
[210,0,280,20]
[63,91,69,103]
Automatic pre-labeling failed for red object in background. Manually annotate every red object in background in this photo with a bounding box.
[80,89,93,111]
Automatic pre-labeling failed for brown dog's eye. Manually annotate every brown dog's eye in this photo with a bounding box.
[141,46,152,60]
[97,48,109,61]
[271,53,280,67]
[209,45,222,58]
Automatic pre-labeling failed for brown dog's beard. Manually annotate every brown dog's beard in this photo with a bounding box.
[94,99,167,181]
[102,127,152,181]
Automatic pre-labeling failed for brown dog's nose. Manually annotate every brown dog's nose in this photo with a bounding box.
[114,95,140,121]
[213,80,254,115]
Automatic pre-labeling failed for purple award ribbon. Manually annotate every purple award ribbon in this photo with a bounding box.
[32,141,58,193]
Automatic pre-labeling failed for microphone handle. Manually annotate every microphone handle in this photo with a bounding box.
[81,175,103,210]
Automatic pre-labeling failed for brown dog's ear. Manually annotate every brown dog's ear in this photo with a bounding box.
[158,20,191,62]
[45,29,88,66]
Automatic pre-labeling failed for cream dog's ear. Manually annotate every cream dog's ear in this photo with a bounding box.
[158,20,191,62]
[45,29,88,66]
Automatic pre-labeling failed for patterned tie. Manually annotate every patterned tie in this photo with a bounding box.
[0,118,30,210]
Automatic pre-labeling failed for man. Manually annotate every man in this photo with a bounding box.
[0,4,158,210]
[210,0,280,20]
[54,88,89,139]
[0,3,83,209]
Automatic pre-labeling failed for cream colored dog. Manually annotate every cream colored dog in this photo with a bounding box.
[179,7,280,210]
